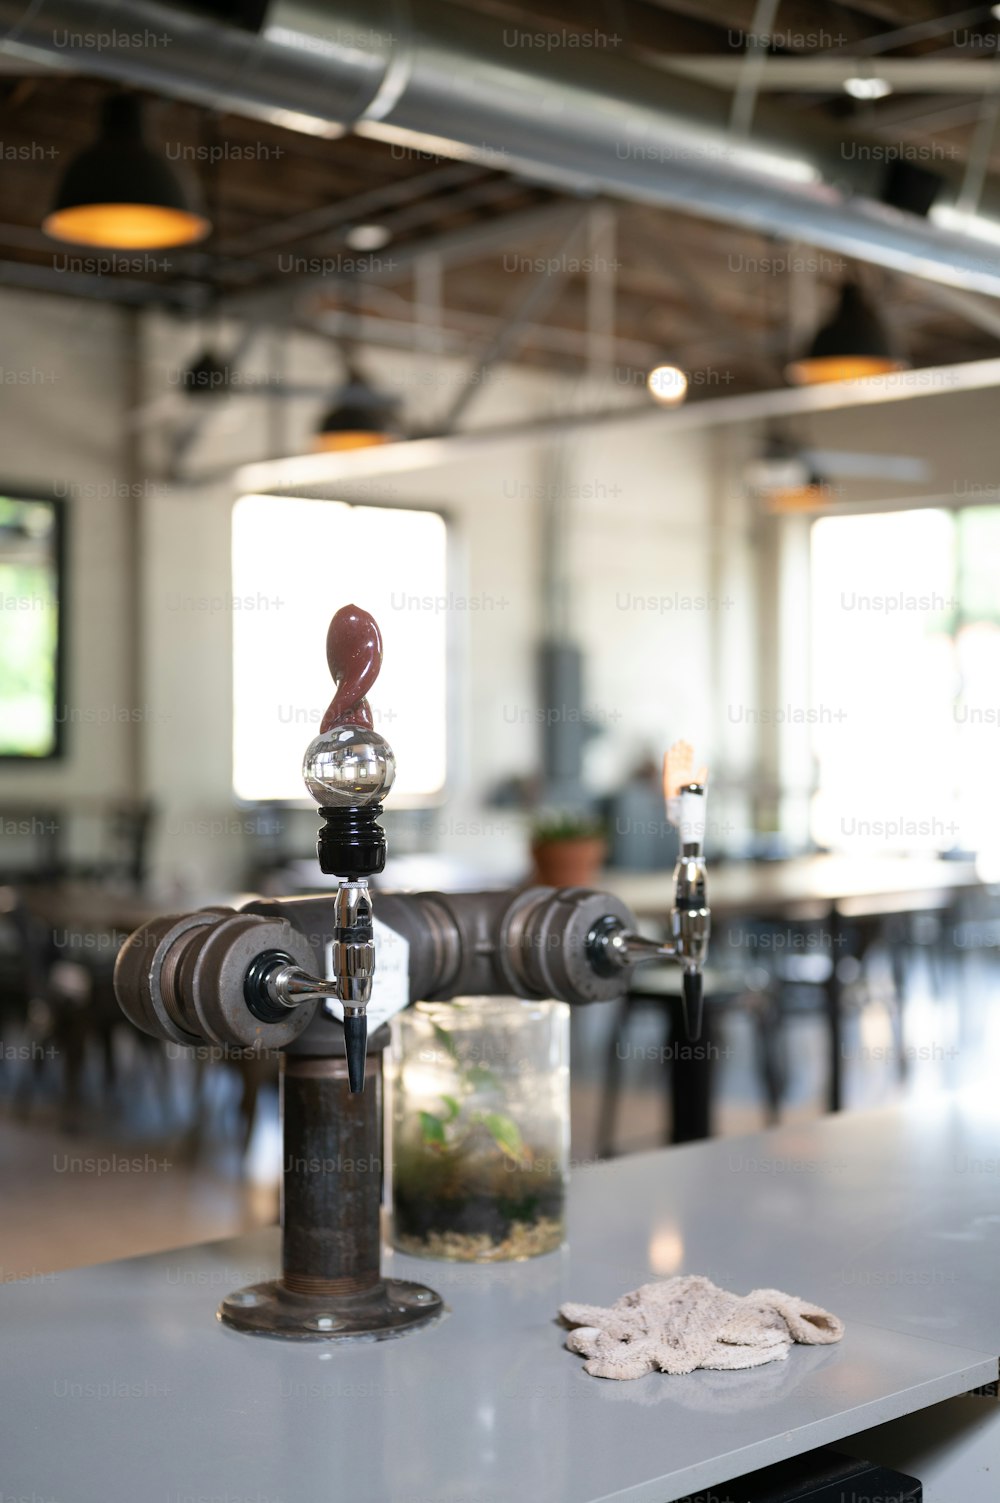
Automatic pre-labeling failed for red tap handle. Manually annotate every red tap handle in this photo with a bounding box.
[320,604,383,733]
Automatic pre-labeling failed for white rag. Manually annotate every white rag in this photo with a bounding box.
[559,1273,844,1380]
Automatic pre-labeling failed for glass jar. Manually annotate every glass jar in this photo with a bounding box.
[389,997,569,1261]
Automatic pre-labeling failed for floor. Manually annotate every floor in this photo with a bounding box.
[1,937,998,1279]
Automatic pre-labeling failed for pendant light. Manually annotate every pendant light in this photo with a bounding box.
[745,432,835,512]
[44,92,210,250]
[786,281,907,386]
[183,348,231,395]
[313,364,401,453]
[761,473,835,513]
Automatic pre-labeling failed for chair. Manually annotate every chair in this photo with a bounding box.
[0,888,92,1127]
[596,959,781,1154]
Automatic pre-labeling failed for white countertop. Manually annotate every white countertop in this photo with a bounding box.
[3,1096,998,1502]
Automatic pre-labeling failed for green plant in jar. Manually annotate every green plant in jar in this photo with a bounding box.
[392,1002,568,1262]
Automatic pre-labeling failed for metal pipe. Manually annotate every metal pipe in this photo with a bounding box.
[280,1052,382,1296]
[217,1032,443,1339]
[4,0,1000,296]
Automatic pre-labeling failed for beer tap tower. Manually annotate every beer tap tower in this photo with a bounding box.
[114,605,710,1341]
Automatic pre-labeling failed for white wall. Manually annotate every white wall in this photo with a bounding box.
[0,292,134,848]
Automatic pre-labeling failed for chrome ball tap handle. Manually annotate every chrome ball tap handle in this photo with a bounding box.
[300,603,396,1091]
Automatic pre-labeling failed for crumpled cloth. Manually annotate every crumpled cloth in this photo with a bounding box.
[559,1274,844,1380]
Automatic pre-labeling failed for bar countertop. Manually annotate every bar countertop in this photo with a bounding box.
[3,1096,999,1502]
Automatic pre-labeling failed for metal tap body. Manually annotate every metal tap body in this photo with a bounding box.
[114,879,710,1339]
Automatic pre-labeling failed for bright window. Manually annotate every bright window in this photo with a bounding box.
[232,495,447,804]
[810,510,955,853]
[810,506,1000,858]
[0,495,63,759]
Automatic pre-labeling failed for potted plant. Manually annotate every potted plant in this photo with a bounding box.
[530,811,606,887]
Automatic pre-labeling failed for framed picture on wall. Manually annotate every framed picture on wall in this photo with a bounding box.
[0,491,66,760]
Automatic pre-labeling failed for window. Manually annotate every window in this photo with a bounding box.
[0,494,64,760]
[232,495,447,804]
[810,506,1000,858]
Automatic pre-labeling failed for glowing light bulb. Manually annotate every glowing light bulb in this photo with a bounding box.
[647,365,688,405]
[844,76,892,101]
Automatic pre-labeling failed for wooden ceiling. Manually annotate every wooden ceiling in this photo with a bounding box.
[1,0,999,403]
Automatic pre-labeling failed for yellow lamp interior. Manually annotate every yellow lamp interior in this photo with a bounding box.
[786,354,908,386]
[766,482,834,513]
[43,202,210,250]
[311,431,396,454]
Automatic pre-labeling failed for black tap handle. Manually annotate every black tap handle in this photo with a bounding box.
[681,970,704,1043]
[343,1012,368,1094]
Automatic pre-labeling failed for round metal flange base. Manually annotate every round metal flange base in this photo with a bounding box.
[217,1278,445,1341]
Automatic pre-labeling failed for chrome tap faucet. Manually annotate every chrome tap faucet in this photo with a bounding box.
[670,780,711,1040]
[586,760,711,1040]
[251,875,377,1092]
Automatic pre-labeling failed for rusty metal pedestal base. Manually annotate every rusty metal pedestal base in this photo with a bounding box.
[218,1277,444,1341]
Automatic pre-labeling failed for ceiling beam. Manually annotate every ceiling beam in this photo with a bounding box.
[0,256,195,308]
[440,207,588,429]
[464,0,726,54]
[662,58,1000,91]
[205,201,587,337]
[235,349,1000,498]
[311,293,663,367]
[215,161,484,259]
[909,277,1000,338]
[832,0,963,26]
[639,0,879,47]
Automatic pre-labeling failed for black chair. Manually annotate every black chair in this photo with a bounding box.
[72,800,157,889]
[0,888,92,1128]
[596,958,782,1154]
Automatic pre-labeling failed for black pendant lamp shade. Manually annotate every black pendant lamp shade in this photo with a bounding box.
[786,281,907,386]
[44,93,210,250]
[183,349,231,395]
[313,370,402,452]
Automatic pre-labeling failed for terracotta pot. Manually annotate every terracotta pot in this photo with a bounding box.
[531,836,606,889]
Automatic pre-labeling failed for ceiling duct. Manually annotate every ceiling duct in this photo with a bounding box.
[3,0,1000,295]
